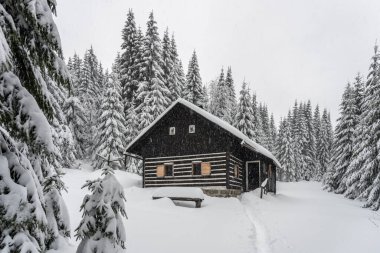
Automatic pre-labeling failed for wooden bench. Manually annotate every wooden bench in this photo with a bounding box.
[152,196,203,208]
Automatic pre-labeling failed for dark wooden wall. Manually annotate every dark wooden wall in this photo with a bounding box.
[227,153,243,189]
[144,152,227,187]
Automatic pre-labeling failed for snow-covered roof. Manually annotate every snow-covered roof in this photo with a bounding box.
[126,98,281,168]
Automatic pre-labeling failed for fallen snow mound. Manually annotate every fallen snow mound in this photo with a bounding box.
[152,187,204,199]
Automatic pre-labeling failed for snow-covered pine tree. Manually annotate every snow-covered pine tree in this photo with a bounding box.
[213,68,231,122]
[0,1,72,250]
[290,101,302,180]
[78,47,102,155]
[303,100,316,180]
[235,81,255,140]
[75,166,127,253]
[276,113,296,181]
[93,74,127,170]
[162,28,175,99]
[120,9,140,113]
[225,67,237,122]
[168,34,183,101]
[202,85,210,109]
[324,83,356,192]
[340,74,364,197]
[136,12,171,130]
[184,50,204,107]
[296,102,309,180]
[177,60,187,98]
[251,92,264,144]
[316,109,332,180]
[313,105,322,179]
[346,45,380,210]
[64,95,87,158]
[208,78,219,114]
[268,113,277,153]
[259,104,271,149]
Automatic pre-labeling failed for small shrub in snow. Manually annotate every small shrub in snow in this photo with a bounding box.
[75,166,127,253]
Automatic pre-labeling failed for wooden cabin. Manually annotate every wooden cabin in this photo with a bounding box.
[125,98,281,196]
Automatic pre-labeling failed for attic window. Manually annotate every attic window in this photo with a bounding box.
[169,127,175,135]
[189,125,195,133]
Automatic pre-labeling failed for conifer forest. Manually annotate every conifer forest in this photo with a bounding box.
[0,1,379,253]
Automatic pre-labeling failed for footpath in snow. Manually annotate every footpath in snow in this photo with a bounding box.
[241,181,380,253]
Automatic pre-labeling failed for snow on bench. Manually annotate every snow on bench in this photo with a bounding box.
[152,187,204,208]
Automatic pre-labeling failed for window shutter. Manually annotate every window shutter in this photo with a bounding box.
[201,162,211,176]
[156,165,165,177]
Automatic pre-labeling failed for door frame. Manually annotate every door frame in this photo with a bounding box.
[245,160,261,191]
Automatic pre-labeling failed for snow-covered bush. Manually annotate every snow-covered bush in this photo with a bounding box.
[75,166,127,253]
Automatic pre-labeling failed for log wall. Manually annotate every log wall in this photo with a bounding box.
[144,152,227,187]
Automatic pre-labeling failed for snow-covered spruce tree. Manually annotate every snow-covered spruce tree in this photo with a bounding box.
[312,105,322,178]
[235,81,255,140]
[251,92,264,144]
[136,12,171,131]
[303,100,316,180]
[162,28,175,99]
[184,50,205,107]
[63,95,87,158]
[93,75,127,170]
[78,47,102,155]
[276,114,296,181]
[339,74,364,195]
[120,9,140,113]
[213,68,230,121]
[268,113,277,153]
[324,84,356,192]
[297,102,309,180]
[0,1,72,250]
[315,109,332,180]
[170,35,185,100]
[211,67,236,124]
[259,104,271,149]
[225,67,237,122]
[75,166,127,253]
[345,45,380,210]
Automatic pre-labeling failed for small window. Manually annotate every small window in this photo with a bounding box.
[189,125,195,133]
[169,127,175,135]
[164,163,173,177]
[234,164,239,178]
[192,162,202,175]
[156,164,173,177]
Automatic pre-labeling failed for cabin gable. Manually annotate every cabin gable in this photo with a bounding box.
[129,103,236,158]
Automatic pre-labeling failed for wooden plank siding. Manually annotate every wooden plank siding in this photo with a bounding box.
[227,154,243,189]
[144,152,228,187]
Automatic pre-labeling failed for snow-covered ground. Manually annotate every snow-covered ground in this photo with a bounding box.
[242,182,380,253]
[60,162,380,253]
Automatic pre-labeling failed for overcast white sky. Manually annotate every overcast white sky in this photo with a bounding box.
[55,0,380,125]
